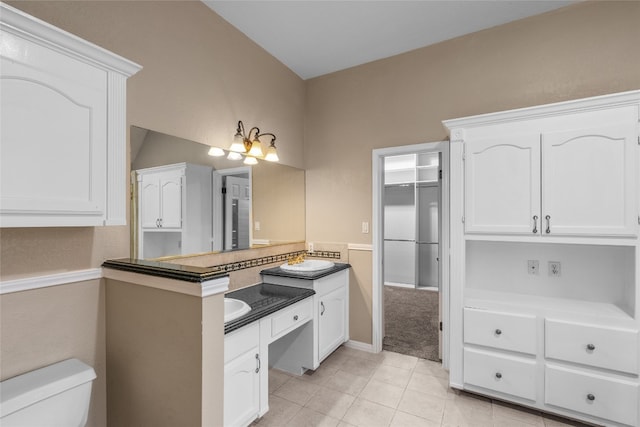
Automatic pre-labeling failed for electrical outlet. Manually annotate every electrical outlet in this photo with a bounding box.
[528,260,539,275]
[549,261,561,277]
[308,242,314,253]
[362,221,369,234]
[254,221,261,231]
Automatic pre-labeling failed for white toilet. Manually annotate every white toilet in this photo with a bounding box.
[0,358,96,427]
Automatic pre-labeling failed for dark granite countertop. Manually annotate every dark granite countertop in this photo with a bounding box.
[224,283,315,334]
[102,258,228,283]
[260,262,350,280]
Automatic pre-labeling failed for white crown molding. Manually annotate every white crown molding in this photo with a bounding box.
[0,3,141,76]
[0,268,103,295]
[443,90,640,131]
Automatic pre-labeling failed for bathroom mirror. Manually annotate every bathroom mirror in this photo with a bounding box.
[130,126,305,259]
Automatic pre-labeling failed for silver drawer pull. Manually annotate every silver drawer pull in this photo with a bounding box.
[495,329,502,336]
[532,215,538,234]
[321,301,325,316]
[495,372,502,379]
[255,353,261,373]
[545,215,551,234]
[293,315,299,321]
[587,394,595,401]
[586,343,595,351]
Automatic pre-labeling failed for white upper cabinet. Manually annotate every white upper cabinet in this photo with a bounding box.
[465,134,540,234]
[0,4,141,227]
[541,124,637,237]
[140,171,183,230]
[449,90,640,239]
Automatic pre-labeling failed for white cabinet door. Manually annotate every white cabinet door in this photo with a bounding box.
[139,172,182,229]
[224,348,260,427]
[140,176,161,229]
[542,124,637,237]
[159,175,182,229]
[465,134,541,235]
[318,286,347,362]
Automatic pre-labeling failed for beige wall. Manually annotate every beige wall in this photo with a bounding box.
[305,1,640,343]
[0,280,106,427]
[1,2,305,426]
[106,280,224,427]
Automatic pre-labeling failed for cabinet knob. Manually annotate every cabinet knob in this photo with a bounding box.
[495,329,502,336]
[495,372,502,379]
[586,343,596,351]
[293,315,299,321]
[587,393,595,401]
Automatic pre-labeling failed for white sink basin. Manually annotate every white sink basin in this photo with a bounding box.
[224,298,251,323]
[280,259,335,272]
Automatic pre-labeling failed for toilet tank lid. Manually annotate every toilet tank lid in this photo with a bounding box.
[0,358,96,418]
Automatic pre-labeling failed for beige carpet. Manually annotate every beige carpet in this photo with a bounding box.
[383,285,440,361]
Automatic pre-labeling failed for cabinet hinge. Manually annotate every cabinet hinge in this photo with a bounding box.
[438,169,443,180]
[439,321,443,331]
[638,215,640,225]
[221,187,227,194]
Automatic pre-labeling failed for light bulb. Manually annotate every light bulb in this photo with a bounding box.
[208,147,225,157]
[229,133,246,153]
[248,138,264,158]
[243,156,258,165]
[264,145,279,162]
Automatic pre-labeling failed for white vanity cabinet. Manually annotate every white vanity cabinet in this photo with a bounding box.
[136,163,213,258]
[0,4,141,227]
[261,266,350,370]
[224,297,314,427]
[317,283,348,362]
[224,323,261,427]
[445,91,640,427]
[464,123,637,237]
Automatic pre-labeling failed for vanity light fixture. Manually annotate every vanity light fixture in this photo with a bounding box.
[230,120,279,162]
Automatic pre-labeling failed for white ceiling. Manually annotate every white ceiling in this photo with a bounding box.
[203,1,576,80]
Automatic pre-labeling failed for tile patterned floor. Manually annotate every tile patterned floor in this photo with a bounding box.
[253,346,592,427]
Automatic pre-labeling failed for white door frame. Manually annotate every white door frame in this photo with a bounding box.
[372,141,450,369]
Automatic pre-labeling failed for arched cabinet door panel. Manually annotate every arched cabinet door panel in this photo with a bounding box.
[0,3,141,226]
[464,134,540,235]
[542,124,637,237]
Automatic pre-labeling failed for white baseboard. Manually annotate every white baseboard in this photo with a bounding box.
[344,339,375,353]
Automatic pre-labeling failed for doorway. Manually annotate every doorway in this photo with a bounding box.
[372,142,450,366]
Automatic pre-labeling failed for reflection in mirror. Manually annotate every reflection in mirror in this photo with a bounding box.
[130,126,305,260]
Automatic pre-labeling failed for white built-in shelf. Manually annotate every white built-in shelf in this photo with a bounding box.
[465,288,635,325]
[464,233,638,247]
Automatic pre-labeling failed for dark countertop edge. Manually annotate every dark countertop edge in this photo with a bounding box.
[102,258,228,283]
[224,284,315,334]
[259,262,351,280]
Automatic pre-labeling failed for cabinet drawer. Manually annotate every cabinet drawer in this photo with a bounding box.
[271,298,312,341]
[464,348,537,401]
[545,319,639,374]
[225,322,259,363]
[464,308,537,355]
[545,364,639,427]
